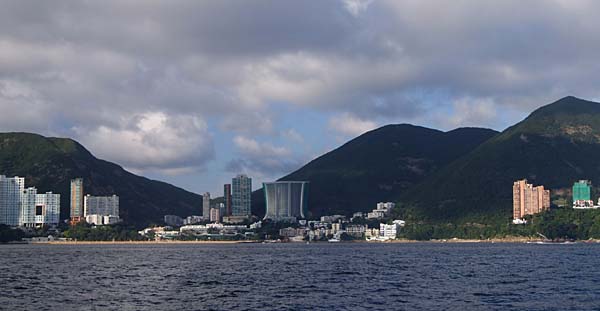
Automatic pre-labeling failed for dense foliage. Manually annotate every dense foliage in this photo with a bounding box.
[63,223,145,241]
[252,125,497,218]
[0,132,202,226]
[402,96,600,223]
[0,225,25,243]
[396,207,600,241]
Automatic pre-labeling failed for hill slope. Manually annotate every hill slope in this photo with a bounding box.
[402,96,600,222]
[0,133,201,226]
[252,125,498,217]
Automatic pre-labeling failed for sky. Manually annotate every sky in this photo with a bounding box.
[2,0,600,195]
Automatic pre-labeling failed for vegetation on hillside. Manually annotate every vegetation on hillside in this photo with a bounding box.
[252,125,497,218]
[0,132,202,226]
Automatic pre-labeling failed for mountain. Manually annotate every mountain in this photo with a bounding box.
[0,133,201,226]
[401,96,600,222]
[251,124,498,217]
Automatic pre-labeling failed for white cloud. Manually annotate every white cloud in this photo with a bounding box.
[342,0,373,16]
[281,129,304,143]
[75,112,214,174]
[444,97,498,129]
[328,113,378,136]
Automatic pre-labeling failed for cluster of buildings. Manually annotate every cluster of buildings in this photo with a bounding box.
[69,178,120,226]
[512,179,600,224]
[0,175,60,227]
[512,179,551,224]
[571,180,600,209]
[277,213,406,242]
[0,175,120,228]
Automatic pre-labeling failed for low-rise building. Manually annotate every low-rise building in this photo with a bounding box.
[320,215,346,223]
[183,215,205,225]
[345,224,367,238]
[379,223,400,240]
[210,207,221,223]
[164,215,183,227]
[367,202,395,219]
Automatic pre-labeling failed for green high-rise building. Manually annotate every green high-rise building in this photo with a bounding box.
[573,180,592,202]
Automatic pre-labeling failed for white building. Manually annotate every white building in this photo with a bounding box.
[379,223,400,240]
[20,187,60,227]
[367,202,395,219]
[84,195,119,217]
[0,175,25,226]
[0,176,60,227]
[209,207,220,223]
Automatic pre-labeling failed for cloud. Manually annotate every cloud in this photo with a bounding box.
[329,113,378,136]
[75,112,214,174]
[227,136,306,181]
[4,0,600,189]
[444,97,498,129]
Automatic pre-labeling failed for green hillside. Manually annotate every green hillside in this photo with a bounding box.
[252,125,498,217]
[0,133,202,226]
[401,96,600,222]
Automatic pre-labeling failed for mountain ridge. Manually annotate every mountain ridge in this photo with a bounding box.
[0,132,202,226]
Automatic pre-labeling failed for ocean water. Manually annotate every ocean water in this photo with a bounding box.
[1,242,599,311]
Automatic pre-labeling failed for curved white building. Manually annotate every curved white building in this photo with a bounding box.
[263,181,308,221]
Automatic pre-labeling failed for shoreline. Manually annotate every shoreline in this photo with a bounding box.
[20,237,570,245]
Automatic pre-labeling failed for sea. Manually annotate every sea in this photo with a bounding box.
[1,242,599,311]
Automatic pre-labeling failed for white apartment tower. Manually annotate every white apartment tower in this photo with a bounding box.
[203,192,211,218]
[0,175,25,226]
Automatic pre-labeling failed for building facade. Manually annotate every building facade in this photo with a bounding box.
[70,178,84,222]
[232,175,251,217]
[223,184,232,216]
[0,175,25,226]
[84,195,119,217]
[513,179,551,221]
[263,181,308,221]
[0,176,60,227]
[573,180,593,208]
[209,207,220,223]
[20,187,60,227]
[202,192,211,218]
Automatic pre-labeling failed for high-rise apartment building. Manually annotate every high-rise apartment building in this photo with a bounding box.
[223,184,232,216]
[232,175,252,217]
[20,187,60,227]
[203,192,211,218]
[573,180,592,201]
[70,178,84,222]
[0,175,25,226]
[513,179,550,221]
[263,181,308,221]
[84,195,119,217]
[0,176,59,227]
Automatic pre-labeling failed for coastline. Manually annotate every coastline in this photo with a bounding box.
[26,237,554,245]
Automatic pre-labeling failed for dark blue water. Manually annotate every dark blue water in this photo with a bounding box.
[1,243,599,310]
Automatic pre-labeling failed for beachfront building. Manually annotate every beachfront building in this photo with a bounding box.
[223,184,232,216]
[0,176,60,227]
[232,174,252,217]
[512,179,551,223]
[84,194,120,225]
[20,187,60,227]
[379,223,401,240]
[0,175,25,226]
[210,207,221,223]
[263,181,309,222]
[203,192,211,218]
[572,180,595,209]
[70,178,84,223]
